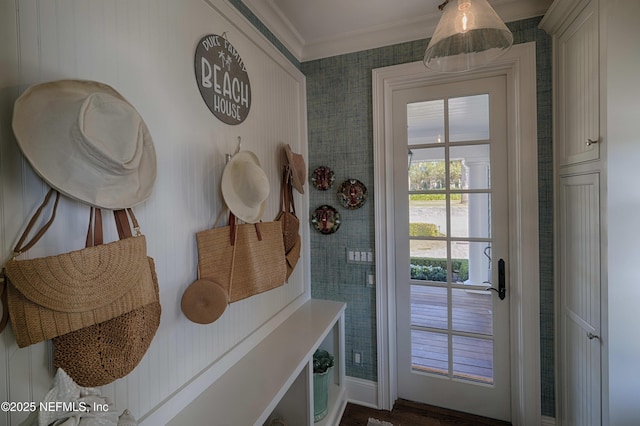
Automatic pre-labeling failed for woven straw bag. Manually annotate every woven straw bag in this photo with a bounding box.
[286,234,301,280]
[275,167,300,253]
[53,209,161,387]
[4,190,157,348]
[196,211,286,303]
[0,279,8,335]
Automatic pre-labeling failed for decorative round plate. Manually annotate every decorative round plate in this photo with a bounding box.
[311,205,341,235]
[337,179,368,209]
[310,166,335,191]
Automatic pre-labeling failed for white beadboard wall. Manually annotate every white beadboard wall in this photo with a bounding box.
[0,0,309,424]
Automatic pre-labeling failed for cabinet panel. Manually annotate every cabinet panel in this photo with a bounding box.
[557,0,600,166]
[558,173,601,426]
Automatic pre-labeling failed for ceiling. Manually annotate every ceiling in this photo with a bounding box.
[242,0,552,62]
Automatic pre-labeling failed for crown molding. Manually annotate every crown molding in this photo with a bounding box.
[539,0,589,34]
[241,0,305,59]
[302,13,441,62]
[243,0,552,62]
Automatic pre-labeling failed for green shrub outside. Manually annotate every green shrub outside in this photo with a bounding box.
[409,257,469,282]
[409,223,442,237]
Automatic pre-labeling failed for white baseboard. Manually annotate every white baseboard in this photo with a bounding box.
[346,376,379,409]
[541,415,556,426]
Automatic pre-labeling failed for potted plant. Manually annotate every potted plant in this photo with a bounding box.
[312,349,334,422]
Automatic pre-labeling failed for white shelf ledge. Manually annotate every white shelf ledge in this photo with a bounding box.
[168,299,347,426]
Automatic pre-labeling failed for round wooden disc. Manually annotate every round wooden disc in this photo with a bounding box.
[181,279,228,324]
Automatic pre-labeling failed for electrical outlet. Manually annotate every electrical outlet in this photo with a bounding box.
[354,351,362,365]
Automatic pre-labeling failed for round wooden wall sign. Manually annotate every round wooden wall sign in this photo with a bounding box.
[194,34,251,125]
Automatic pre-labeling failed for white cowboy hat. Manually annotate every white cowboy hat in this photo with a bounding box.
[221,150,269,223]
[12,80,157,209]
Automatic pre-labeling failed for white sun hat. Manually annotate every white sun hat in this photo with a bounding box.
[12,79,157,209]
[221,150,269,223]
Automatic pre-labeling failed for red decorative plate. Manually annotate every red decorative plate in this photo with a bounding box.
[311,205,341,234]
[337,179,367,209]
[311,166,335,191]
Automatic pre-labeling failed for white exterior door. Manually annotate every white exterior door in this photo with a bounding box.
[393,75,511,421]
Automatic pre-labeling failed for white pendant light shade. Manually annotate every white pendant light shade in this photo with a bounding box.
[424,0,513,73]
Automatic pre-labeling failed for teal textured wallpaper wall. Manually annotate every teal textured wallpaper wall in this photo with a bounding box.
[225,1,554,417]
[301,17,555,417]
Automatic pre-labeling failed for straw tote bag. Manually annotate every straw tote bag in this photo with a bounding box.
[53,208,161,387]
[275,167,299,254]
[4,189,157,348]
[275,166,301,280]
[286,234,301,280]
[196,211,286,303]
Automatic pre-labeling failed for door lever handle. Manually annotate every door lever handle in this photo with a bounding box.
[485,259,506,300]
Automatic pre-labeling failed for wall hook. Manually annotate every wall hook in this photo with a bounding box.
[226,136,242,164]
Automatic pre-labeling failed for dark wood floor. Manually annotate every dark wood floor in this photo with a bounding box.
[339,399,512,426]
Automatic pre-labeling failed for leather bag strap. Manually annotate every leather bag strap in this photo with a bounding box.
[114,209,131,239]
[0,269,8,334]
[228,219,238,303]
[280,166,291,213]
[13,189,142,256]
[85,208,139,248]
[287,175,296,215]
[85,207,104,247]
[228,212,237,246]
[283,166,289,211]
[12,188,60,256]
[114,208,140,239]
[282,165,296,215]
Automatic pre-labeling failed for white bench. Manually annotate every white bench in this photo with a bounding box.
[167,299,347,426]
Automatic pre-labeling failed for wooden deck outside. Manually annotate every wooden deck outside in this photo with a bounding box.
[410,284,494,383]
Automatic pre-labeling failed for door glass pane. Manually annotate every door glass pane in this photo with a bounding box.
[452,335,494,383]
[411,285,447,329]
[456,241,492,286]
[411,329,448,375]
[409,147,446,191]
[451,193,492,238]
[451,247,468,283]
[410,240,447,280]
[449,95,490,142]
[407,100,445,145]
[452,288,493,335]
[410,196,446,237]
[450,144,491,190]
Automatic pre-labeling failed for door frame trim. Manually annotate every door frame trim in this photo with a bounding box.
[372,42,540,424]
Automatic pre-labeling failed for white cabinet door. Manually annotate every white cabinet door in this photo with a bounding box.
[557,0,600,167]
[558,173,602,425]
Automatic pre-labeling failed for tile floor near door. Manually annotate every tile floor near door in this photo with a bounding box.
[339,399,512,426]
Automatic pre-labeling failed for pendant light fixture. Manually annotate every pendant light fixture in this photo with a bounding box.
[424,0,513,73]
